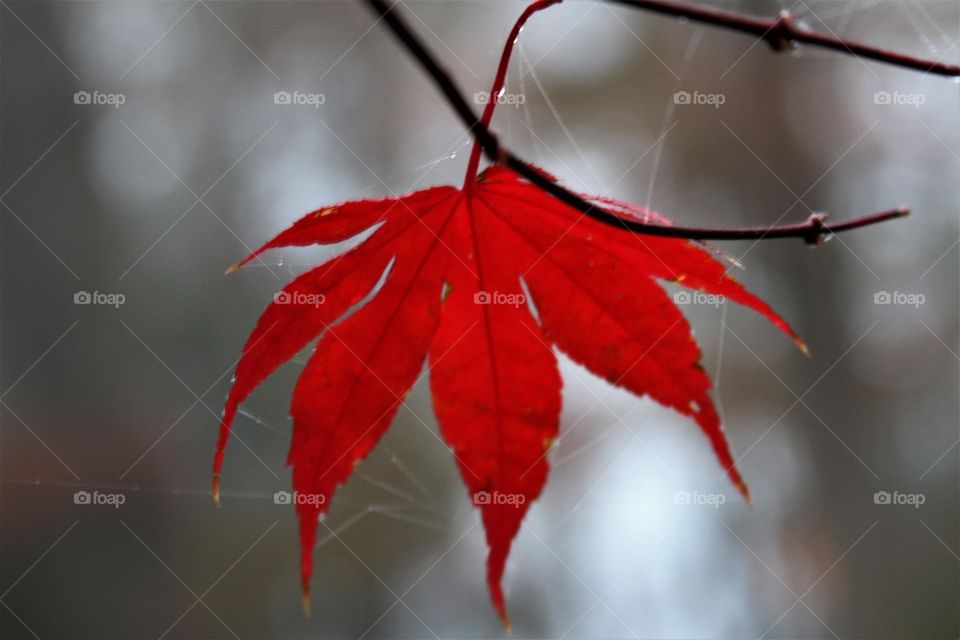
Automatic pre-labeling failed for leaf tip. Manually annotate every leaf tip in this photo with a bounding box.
[734,476,752,507]
[224,262,241,275]
[489,577,511,633]
[212,473,221,508]
[498,609,512,634]
[302,587,312,618]
[793,334,811,358]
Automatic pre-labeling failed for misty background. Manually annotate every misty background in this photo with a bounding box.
[1,0,958,638]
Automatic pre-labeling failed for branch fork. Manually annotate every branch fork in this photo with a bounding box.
[368,0,954,242]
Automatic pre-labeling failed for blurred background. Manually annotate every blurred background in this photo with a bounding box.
[2,1,958,638]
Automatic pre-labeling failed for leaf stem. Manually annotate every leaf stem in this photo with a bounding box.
[367,0,938,242]
[462,0,562,194]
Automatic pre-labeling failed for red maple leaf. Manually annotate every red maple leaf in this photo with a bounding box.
[212,0,816,626]
[201,0,956,624]
[213,160,802,623]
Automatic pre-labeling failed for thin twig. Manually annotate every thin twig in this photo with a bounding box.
[609,0,960,77]
[366,0,935,242]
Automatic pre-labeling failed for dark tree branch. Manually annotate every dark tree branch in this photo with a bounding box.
[366,0,938,242]
[609,0,960,77]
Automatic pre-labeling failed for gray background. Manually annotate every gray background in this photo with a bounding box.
[1,1,958,638]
